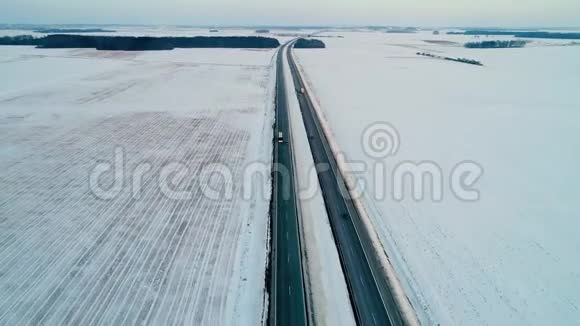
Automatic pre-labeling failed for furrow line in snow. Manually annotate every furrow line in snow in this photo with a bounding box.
[94,116,221,322]
[159,130,248,325]
[0,112,161,209]
[0,113,167,248]
[67,119,210,325]
[155,145,233,325]
[0,114,204,324]
[0,112,161,236]
[65,117,216,326]
[6,114,193,324]
[115,119,231,324]
[0,113,185,321]
[195,132,250,323]
[113,116,242,324]
[129,129,243,325]
[181,124,244,325]
[151,127,243,325]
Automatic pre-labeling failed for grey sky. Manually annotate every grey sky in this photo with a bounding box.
[2,0,580,27]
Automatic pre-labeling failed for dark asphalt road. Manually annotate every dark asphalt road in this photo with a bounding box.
[269,42,308,326]
[286,45,404,326]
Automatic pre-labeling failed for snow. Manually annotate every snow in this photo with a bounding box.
[0,45,276,325]
[0,25,316,45]
[283,48,355,326]
[294,30,580,325]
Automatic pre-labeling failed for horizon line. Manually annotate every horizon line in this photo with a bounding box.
[1,23,580,30]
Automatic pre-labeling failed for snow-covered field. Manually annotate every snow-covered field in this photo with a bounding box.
[0,26,258,37]
[0,45,276,325]
[295,31,580,325]
[0,25,313,44]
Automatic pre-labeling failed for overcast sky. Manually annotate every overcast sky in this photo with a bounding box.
[2,0,580,27]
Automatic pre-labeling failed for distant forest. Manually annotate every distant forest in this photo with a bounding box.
[449,30,580,40]
[0,35,38,45]
[294,38,326,48]
[465,40,528,48]
[0,35,280,50]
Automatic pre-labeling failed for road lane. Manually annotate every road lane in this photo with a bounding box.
[286,44,404,326]
[269,42,308,326]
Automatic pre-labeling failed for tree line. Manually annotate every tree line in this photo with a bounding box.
[0,35,281,50]
[449,30,580,40]
[0,35,39,45]
[416,52,483,66]
[464,40,528,48]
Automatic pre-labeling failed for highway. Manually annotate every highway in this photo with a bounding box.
[285,44,405,326]
[269,42,308,326]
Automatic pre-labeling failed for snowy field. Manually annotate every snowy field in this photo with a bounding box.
[0,25,313,43]
[295,31,580,325]
[0,45,276,325]
[0,26,261,37]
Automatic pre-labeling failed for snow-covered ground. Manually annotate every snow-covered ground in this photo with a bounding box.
[0,25,315,44]
[0,45,276,325]
[295,31,580,325]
